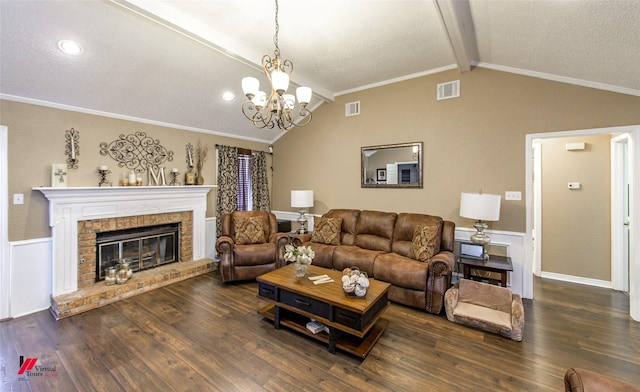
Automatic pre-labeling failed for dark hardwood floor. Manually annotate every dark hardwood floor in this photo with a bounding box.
[1,271,638,391]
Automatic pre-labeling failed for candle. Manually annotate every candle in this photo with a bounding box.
[188,149,193,167]
[172,168,178,173]
[70,139,76,159]
[99,165,108,171]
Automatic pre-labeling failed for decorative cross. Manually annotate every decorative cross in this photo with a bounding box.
[54,168,67,182]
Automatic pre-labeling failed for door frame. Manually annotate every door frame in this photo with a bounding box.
[611,133,630,292]
[0,125,9,320]
[526,125,639,321]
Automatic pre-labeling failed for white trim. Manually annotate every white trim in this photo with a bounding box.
[0,125,9,320]
[533,142,542,276]
[0,94,270,144]
[630,129,640,321]
[611,134,631,292]
[540,271,612,289]
[526,125,640,322]
[334,65,458,97]
[473,62,640,97]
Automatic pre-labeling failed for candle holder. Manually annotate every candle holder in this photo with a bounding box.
[65,128,79,169]
[98,169,112,187]
[170,170,181,186]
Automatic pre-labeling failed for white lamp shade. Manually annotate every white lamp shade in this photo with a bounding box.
[251,91,267,108]
[460,192,501,221]
[242,77,259,96]
[296,86,312,105]
[271,70,289,93]
[291,190,314,208]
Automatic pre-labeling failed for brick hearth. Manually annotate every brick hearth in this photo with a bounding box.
[51,258,217,319]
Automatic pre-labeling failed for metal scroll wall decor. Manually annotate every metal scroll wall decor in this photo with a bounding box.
[99,131,174,174]
[65,128,79,169]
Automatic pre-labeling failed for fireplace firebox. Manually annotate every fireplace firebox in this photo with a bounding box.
[96,223,180,281]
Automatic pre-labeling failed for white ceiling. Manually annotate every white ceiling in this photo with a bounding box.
[1,0,639,143]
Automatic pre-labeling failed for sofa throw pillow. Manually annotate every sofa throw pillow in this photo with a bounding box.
[233,216,266,245]
[408,224,440,261]
[311,217,342,245]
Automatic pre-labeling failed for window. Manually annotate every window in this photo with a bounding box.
[237,151,252,211]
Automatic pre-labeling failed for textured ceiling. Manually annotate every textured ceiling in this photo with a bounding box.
[1,0,638,143]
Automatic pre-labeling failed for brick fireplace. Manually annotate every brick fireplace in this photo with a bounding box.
[35,186,215,319]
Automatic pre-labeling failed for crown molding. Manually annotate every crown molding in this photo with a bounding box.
[474,62,640,97]
[0,94,270,144]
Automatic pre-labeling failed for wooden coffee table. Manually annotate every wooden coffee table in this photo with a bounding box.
[256,264,390,358]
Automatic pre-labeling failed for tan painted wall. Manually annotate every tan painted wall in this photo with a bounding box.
[540,135,611,280]
[1,100,269,241]
[272,68,640,235]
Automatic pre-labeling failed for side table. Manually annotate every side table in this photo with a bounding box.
[459,255,513,287]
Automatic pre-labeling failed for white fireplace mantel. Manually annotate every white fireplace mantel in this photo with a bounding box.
[34,186,215,296]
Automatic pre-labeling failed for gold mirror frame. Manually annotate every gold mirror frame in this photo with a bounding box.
[361,142,423,188]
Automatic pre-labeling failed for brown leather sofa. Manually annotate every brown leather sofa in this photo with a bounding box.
[297,209,455,314]
[215,210,289,282]
[564,368,640,391]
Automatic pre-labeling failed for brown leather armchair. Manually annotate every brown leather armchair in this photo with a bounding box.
[564,368,640,391]
[215,210,290,282]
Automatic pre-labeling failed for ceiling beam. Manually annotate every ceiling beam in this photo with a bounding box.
[433,0,479,73]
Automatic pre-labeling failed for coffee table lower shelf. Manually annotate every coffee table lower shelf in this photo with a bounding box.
[258,304,388,359]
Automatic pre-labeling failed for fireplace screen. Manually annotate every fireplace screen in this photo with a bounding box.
[96,224,179,281]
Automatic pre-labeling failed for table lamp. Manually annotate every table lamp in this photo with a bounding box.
[460,192,501,261]
[291,190,314,234]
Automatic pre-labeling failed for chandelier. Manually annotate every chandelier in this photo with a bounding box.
[241,0,312,130]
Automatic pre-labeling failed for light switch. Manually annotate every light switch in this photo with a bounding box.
[13,194,24,205]
[568,182,581,190]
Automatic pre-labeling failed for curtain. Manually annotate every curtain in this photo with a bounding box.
[216,145,238,237]
[252,151,271,211]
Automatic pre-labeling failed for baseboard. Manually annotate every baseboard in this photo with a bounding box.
[540,271,612,289]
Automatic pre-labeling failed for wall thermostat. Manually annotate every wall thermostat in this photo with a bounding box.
[568,182,581,190]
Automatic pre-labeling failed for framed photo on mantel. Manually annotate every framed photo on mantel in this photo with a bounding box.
[376,168,386,182]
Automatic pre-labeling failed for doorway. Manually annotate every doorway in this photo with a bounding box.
[525,125,639,322]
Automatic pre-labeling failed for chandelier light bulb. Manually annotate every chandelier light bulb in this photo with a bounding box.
[252,91,267,109]
[296,87,312,106]
[242,77,259,98]
[271,70,289,94]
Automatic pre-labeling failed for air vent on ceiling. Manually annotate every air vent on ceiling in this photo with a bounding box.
[345,101,360,117]
[437,80,460,101]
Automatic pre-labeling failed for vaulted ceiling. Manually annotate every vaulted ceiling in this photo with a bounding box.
[1,0,639,143]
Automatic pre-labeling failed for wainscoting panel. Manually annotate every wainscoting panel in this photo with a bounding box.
[205,217,217,259]
[9,238,52,317]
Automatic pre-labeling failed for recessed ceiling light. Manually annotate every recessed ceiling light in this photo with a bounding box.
[222,91,235,102]
[57,40,83,55]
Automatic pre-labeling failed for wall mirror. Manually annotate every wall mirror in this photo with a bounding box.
[361,142,423,188]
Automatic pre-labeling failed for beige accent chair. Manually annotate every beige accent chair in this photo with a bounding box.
[445,279,524,341]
